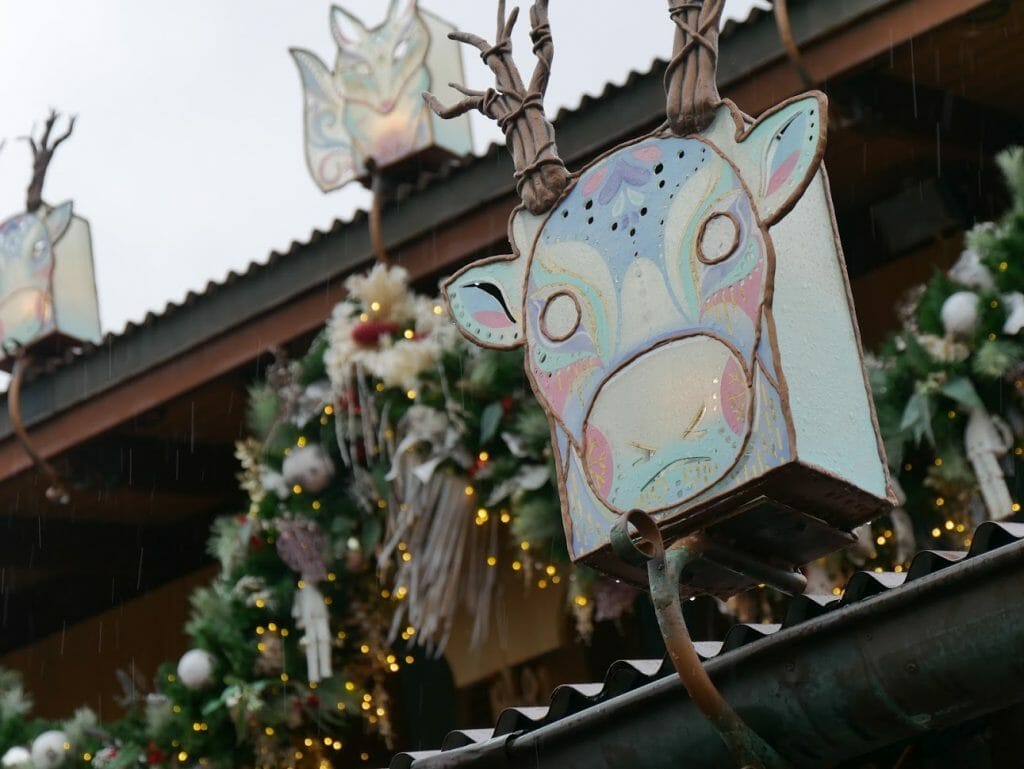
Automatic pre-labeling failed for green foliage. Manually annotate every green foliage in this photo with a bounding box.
[511,492,566,562]
[916,269,959,336]
[246,382,280,440]
[300,332,329,383]
[973,339,1024,379]
[868,145,1024,579]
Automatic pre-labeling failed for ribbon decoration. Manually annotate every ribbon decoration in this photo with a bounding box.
[276,518,333,682]
[964,402,1015,520]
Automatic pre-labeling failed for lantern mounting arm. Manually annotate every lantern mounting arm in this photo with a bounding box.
[7,349,70,504]
[611,510,791,769]
[366,161,392,267]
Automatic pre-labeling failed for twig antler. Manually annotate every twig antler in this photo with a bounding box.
[665,0,725,136]
[20,109,76,212]
[423,0,570,214]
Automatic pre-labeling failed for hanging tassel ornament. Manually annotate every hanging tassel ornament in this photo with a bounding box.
[381,405,494,651]
[276,517,333,682]
[964,403,1015,520]
[292,582,332,682]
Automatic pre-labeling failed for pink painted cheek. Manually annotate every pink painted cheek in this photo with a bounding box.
[732,259,766,323]
[701,250,767,324]
[583,423,614,500]
[720,356,748,435]
[531,356,597,415]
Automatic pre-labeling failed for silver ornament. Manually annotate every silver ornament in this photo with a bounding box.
[176,648,215,690]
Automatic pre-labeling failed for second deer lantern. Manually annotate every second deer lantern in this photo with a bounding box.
[291,0,473,192]
[429,1,894,593]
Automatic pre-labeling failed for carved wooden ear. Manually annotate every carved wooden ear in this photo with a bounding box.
[330,5,367,46]
[742,93,827,225]
[443,256,527,349]
[43,201,73,243]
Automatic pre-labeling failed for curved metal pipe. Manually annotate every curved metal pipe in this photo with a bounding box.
[612,510,789,769]
[369,168,391,266]
[8,353,70,504]
[407,535,1024,769]
[773,0,814,89]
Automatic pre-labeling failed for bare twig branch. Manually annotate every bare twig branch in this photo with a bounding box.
[423,91,482,120]
[424,1,569,214]
[665,0,725,135]
[51,117,76,151]
[23,109,76,212]
[38,111,56,151]
[528,0,554,97]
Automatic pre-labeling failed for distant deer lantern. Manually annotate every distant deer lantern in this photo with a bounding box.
[2,111,102,504]
[290,0,473,193]
[0,112,101,367]
[428,1,894,596]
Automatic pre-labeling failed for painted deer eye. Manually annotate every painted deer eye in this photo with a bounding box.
[540,291,581,342]
[393,39,409,62]
[697,212,740,265]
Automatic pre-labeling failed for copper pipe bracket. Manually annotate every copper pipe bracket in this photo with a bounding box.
[773,0,814,90]
[611,510,790,769]
[368,165,391,267]
[7,350,70,504]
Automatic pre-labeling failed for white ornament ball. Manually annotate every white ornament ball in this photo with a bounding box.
[281,444,335,494]
[941,291,980,338]
[176,648,216,690]
[2,747,32,769]
[30,731,69,769]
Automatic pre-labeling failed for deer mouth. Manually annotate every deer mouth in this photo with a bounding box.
[581,335,751,513]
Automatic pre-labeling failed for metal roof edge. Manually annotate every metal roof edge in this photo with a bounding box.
[396,522,1024,768]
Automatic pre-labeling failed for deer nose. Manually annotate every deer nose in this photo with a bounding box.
[379,99,395,113]
[582,335,748,512]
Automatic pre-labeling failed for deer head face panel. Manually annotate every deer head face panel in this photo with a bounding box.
[291,1,472,193]
[329,0,431,165]
[445,97,826,553]
[0,203,72,347]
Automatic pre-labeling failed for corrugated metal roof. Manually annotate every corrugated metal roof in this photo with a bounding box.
[0,0,905,443]
[49,3,773,368]
[0,0,789,380]
[385,520,1024,768]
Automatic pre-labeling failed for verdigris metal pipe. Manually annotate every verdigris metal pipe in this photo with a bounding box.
[613,510,790,769]
[409,537,1024,769]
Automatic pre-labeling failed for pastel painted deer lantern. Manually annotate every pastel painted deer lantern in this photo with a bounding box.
[2,111,101,505]
[428,0,894,593]
[0,111,101,368]
[291,0,472,193]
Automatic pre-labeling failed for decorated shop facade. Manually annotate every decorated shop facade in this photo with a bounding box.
[1,0,1022,767]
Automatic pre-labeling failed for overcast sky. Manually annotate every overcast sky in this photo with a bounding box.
[0,0,764,335]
